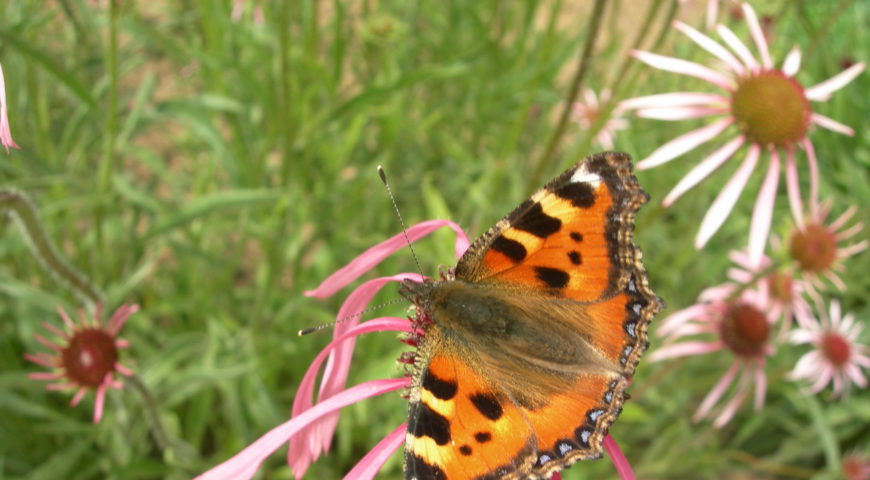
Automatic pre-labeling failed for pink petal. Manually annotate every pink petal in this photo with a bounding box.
[28,372,63,380]
[805,62,866,101]
[657,304,709,337]
[636,106,727,121]
[637,118,733,170]
[57,306,76,331]
[784,150,804,227]
[695,145,760,248]
[713,380,748,428]
[93,384,107,423]
[34,334,62,351]
[341,423,406,480]
[47,382,77,391]
[748,151,779,267]
[753,359,767,410]
[811,113,854,136]
[197,378,408,480]
[695,362,740,422]
[41,322,69,340]
[603,435,636,480]
[115,363,133,376]
[782,47,802,77]
[108,304,139,335]
[70,388,87,407]
[631,50,733,90]
[673,21,745,75]
[0,63,20,153]
[705,0,719,29]
[649,340,724,361]
[305,220,469,299]
[663,135,744,206]
[716,25,759,72]
[620,92,727,110]
[24,353,57,368]
[802,139,819,210]
[741,3,772,69]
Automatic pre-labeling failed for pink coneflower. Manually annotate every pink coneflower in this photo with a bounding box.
[652,285,774,427]
[571,88,628,150]
[25,304,138,423]
[0,62,20,153]
[787,199,868,294]
[789,300,870,397]
[621,2,865,266]
[843,451,870,480]
[197,220,636,480]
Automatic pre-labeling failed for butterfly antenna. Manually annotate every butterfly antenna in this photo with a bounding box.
[378,165,425,279]
[298,298,407,336]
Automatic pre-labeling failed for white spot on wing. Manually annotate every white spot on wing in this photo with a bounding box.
[570,165,601,188]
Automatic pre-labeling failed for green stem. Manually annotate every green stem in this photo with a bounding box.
[526,0,608,195]
[126,373,196,463]
[0,188,104,308]
[96,0,120,251]
[278,0,294,186]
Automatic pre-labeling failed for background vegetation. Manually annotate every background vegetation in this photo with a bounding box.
[0,0,867,478]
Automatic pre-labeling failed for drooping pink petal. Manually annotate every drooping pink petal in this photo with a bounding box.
[41,322,70,340]
[305,220,469,299]
[631,50,733,90]
[752,359,766,410]
[784,150,803,227]
[342,423,407,480]
[713,378,748,428]
[57,306,76,331]
[748,151,779,267]
[34,334,62,351]
[741,3,772,70]
[656,304,709,336]
[93,383,107,423]
[695,145,760,248]
[107,304,139,335]
[694,362,740,422]
[637,118,733,170]
[603,434,636,480]
[70,388,87,406]
[802,139,819,210]
[663,135,744,206]
[811,113,855,136]
[673,20,745,75]
[782,47,802,77]
[636,106,727,121]
[649,341,724,361]
[0,62,20,154]
[25,352,57,368]
[620,92,727,110]
[716,25,759,72]
[199,378,408,480]
[705,0,718,29]
[28,372,63,380]
[805,62,866,101]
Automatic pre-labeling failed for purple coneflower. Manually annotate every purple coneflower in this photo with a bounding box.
[621,2,864,266]
[0,62,20,153]
[25,304,138,423]
[652,284,774,427]
[789,300,870,397]
[571,88,628,150]
[197,220,636,480]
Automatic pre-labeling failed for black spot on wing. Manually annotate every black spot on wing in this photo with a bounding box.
[408,402,451,445]
[491,236,527,263]
[513,202,561,238]
[570,232,584,242]
[459,445,472,456]
[405,451,446,479]
[474,431,492,443]
[535,266,570,289]
[422,370,457,400]
[554,182,596,208]
[568,250,582,265]
[469,393,503,420]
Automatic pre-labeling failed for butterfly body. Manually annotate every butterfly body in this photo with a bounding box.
[401,153,662,480]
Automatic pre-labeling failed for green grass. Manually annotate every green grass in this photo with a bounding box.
[1,1,868,479]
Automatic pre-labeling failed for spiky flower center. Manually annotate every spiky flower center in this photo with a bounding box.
[788,222,837,273]
[731,70,810,147]
[820,332,851,368]
[766,271,794,304]
[720,303,769,357]
[61,328,118,387]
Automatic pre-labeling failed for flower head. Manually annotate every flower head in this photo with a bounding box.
[25,304,138,423]
[788,199,867,294]
[0,62,21,154]
[622,2,865,266]
[843,451,870,480]
[652,284,774,427]
[789,300,870,397]
[571,88,628,150]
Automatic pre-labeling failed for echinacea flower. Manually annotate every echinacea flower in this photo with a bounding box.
[622,2,865,266]
[0,62,20,153]
[843,451,870,480]
[571,88,628,150]
[197,220,636,480]
[25,304,138,423]
[652,284,774,427]
[788,199,868,294]
[788,300,870,397]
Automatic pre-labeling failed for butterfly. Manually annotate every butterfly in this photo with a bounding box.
[398,152,663,479]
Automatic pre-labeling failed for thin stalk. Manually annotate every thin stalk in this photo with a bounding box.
[278,0,295,186]
[96,0,120,251]
[126,373,196,463]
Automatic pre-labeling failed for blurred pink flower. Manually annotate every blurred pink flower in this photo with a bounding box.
[788,199,868,294]
[622,2,865,266]
[571,88,628,150]
[25,304,138,423]
[652,284,774,427]
[789,300,870,397]
[197,219,636,480]
[843,451,870,480]
[0,62,21,153]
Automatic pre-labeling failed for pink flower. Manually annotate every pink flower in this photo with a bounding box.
[787,199,868,294]
[789,300,870,397]
[622,2,864,266]
[652,284,774,427]
[0,62,21,154]
[843,451,870,480]
[25,304,138,423]
[197,220,637,480]
[571,88,628,150]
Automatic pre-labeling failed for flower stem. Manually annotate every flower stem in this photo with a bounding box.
[96,0,120,251]
[0,188,104,308]
[126,373,196,463]
[526,0,608,195]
